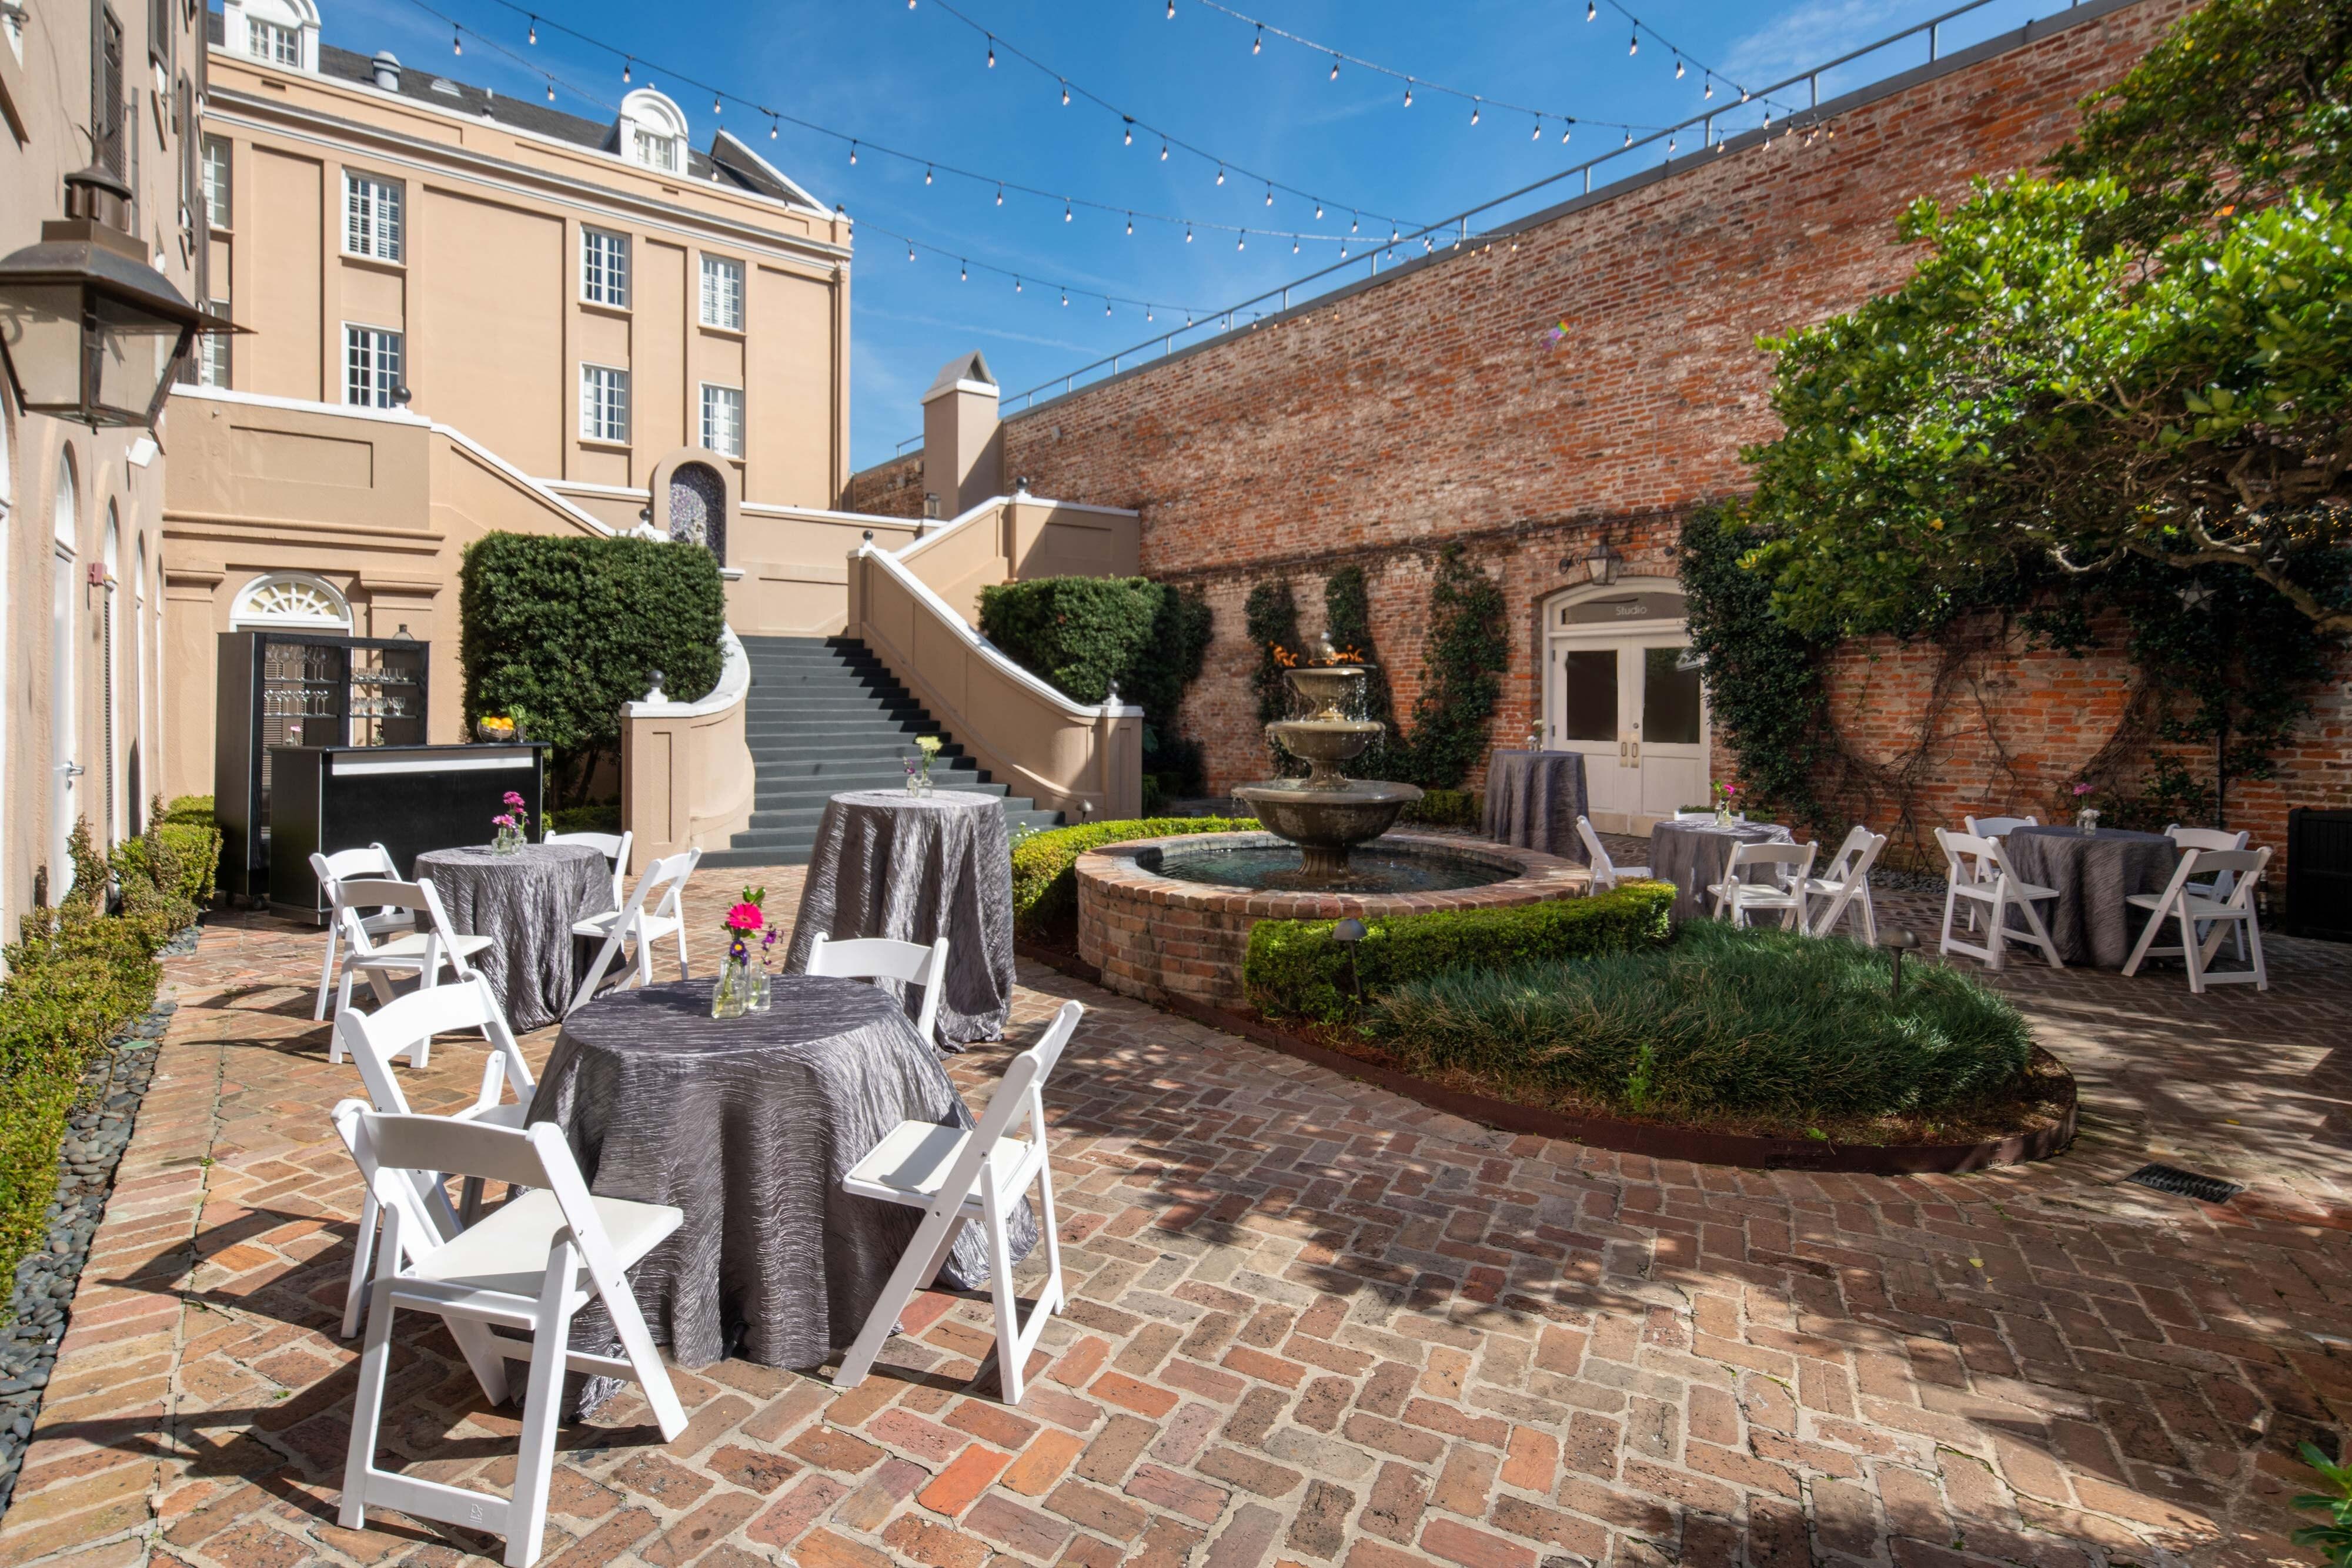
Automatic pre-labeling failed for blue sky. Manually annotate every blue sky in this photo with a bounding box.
[329,0,2066,470]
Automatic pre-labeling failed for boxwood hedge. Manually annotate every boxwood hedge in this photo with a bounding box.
[1011,816,1257,944]
[1244,880,1676,1024]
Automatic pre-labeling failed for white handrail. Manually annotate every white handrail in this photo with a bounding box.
[622,626,750,718]
[854,537,1144,720]
[893,490,1140,570]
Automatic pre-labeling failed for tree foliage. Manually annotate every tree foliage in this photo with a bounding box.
[459,534,725,804]
[1244,576,1305,776]
[1746,0,2352,638]
[1398,544,1508,790]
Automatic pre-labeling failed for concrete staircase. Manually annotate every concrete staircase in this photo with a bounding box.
[696,636,1064,868]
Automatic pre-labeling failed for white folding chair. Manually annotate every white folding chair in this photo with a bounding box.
[1803,825,1886,942]
[1957,817,2039,932]
[2122,847,2271,994]
[335,1106,686,1567]
[544,829,634,908]
[834,999,1083,1405]
[1576,816,1651,892]
[326,879,494,1061]
[1706,840,1816,930]
[1935,828,2063,971]
[806,934,952,1048]
[333,977,540,1337]
[1673,810,1743,824]
[312,845,413,1020]
[2166,824,2253,959]
[567,849,700,1015]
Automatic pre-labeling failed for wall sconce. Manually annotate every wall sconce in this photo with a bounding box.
[1585,541,1622,586]
[923,492,941,520]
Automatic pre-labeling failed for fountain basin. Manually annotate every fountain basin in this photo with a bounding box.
[1075,831,1590,1007]
[1232,778,1424,876]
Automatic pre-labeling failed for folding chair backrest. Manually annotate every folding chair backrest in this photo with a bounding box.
[332,1098,462,1259]
[1725,840,1814,879]
[319,844,400,881]
[547,830,634,899]
[1936,828,1993,882]
[2166,825,2249,855]
[335,975,527,1115]
[1964,815,2037,838]
[338,877,471,972]
[1819,824,1876,883]
[633,848,700,922]
[806,935,945,986]
[1672,810,1715,824]
[2187,847,2267,904]
[1575,817,1618,884]
[951,1001,1083,1199]
[356,1111,627,1292]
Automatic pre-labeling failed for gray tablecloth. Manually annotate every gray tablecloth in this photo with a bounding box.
[528,975,1035,1375]
[1648,820,1794,923]
[2000,825,2177,967]
[416,842,614,1032]
[1483,751,1591,863]
[786,790,1015,1044]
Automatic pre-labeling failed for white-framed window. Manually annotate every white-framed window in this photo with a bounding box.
[700,384,744,458]
[581,228,630,307]
[580,364,630,443]
[344,325,403,408]
[201,136,230,228]
[343,171,403,262]
[198,300,230,386]
[248,17,299,65]
[632,127,681,172]
[230,571,352,631]
[700,254,744,330]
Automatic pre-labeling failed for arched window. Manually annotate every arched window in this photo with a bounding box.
[51,454,80,900]
[226,0,319,71]
[230,571,353,631]
[617,89,689,173]
[103,509,121,843]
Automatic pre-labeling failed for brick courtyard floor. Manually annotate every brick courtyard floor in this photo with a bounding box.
[0,860,2346,1568]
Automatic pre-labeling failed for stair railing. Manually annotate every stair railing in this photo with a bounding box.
[618,627,757,862]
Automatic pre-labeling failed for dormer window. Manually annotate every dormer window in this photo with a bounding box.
[226,0,318,73]
[616,88,689,173]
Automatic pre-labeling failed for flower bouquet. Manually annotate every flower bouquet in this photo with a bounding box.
[1711,778,1740,827]
[490,791,529,855]
[2072,782,2100,837]
[714,891,765,1018]
[907,734,943,797]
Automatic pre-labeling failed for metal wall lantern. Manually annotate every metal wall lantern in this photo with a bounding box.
[0,167,240,430]
[1585,541,1622,586]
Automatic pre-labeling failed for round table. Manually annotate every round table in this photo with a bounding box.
[415,841,614,1031]
[2000,825,2178,968]
[1483,750,1591,862]
[785,790,1016,1044]
[1648,819,1794,923]
[527,976,1034,1374]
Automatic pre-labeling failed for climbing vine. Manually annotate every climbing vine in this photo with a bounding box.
[1399,544,1508,790]
[1322,564,1401,779]
[1244,576,1304,775]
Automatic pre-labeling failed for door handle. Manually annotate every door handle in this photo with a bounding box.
[1628,740,1641,764]
[59,761,85,779]
[1618,740,1629,764]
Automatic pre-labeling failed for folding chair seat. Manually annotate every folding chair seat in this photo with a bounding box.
[1576,816,1650,892]
[333,977,540,1336]
[833,999,1083,1405]
[2122,847,2271,994]
[1803,825,1886,942]
[1706,840,1817,930]
[335,1106,686,1567]
[325,878,493,1061]
[804,934,951,1048]
[1935,828,2063,971]
[567,850,700,1015]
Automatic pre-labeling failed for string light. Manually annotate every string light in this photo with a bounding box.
[1315,202,1323,218]
[907,240,915,260]
[960,260,967,280]
[1532,116,1541,140]
[1237,231,1245,250]
[985,35,994,66]
[1124,119,1133,145]
[1675,54,1684,79]
[1215,164,1225,185]
[995,183,1003,205]
[1562,123,1571,143]
[526,15,536,44]
[1015,276,1022,292]
[1185,223,1193,242]
[1147,305,1155,321]
[1628,32,1638,55]
[545,77,554,99]
[769,117,777,138]
[1105,298,1112,316]
[622,57,631,82]
[1469,99,1479,126]
[1159,139,1168,160]
[1060,288,1068,306]
[1060,79,1070,105]
[713,92,723,114]
[1704,73,1713,100]
[1252,24,1261,54]
[1126,213,1134,235]
[1292,236,1299,252]
[1264,182,1274,206]
[452,24,461,54]
[848,141,857,163]
[1329,54,1339,81]
[1402,79,1413,107]
[1063,199,1072,221]
[924,163,933,183]
[1586,1,1595,18]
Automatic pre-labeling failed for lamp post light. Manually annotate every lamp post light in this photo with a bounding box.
[0,166,238,430]
[1332,917,1368,1006]
[1880,928,1919,1001]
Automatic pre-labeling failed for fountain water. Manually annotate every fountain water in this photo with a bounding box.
[1231,661,1422,882]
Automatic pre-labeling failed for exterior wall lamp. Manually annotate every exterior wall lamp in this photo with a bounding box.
[1585,541,1622,586]
[0,167,240,430]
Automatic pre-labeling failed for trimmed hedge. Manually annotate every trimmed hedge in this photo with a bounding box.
[0,820,192,1283]
[977,576,1212,797]
[1245,880,1676,1025]
[459,534,725,804]
[115,796,222,907]
[1012,816,1258,943]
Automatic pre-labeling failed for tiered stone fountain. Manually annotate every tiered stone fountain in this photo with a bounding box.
[1232,661,1422,881]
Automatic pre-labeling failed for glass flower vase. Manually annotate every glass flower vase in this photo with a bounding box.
[490,824,526,855]
[711,957,752,1019]
[748,964,772,1014]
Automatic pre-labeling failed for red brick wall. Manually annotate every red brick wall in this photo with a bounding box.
[841,451,924,519]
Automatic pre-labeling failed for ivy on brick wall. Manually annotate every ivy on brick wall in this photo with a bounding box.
[1399,544,1508,791]
[1322,565,1401,780]
[1244,577,1305,776]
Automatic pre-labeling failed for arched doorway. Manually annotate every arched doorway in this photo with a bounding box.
[1541,579,1708,833]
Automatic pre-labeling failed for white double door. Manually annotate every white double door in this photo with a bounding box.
[1546,630,1708,834]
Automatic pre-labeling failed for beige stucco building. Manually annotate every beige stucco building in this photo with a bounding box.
[161,0,862,798]
[0,0,210,941]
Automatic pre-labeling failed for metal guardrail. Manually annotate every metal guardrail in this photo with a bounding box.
[890,0,2092,453]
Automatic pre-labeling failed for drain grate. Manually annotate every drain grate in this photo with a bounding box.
[2123,1162,2244,1205]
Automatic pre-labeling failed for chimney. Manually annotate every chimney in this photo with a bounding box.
[921,350,1002,520]
[371,51,402,91]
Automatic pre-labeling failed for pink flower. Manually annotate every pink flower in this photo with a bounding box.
[492,813,516,830]
[724,902,764,933]
[2072,782,2094,797]
[503,791,526,810]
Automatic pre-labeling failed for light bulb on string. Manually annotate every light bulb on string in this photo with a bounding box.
[545,78,555,101]
[1159,139,1168,160]
[1105,299,1112,316]
[1704,74,1713,100]
[1123,119,1133,145]
[1329,54,1339,81]
[770,118,777,139]
[527,16,536,44]
[713,93,723,115]
[1739,88,1749,102]
[1015,276,1022,292]
[1623,128,1633,146]
[1675,55,1684,79]
[1252,24,1261,54]
[1264,183,1273,206]
[1236,231,1245,250]
[995,183,1003,205]
[1402,79,1412,107]
[1350,212,1359,234]
[848,141,857,164]
[924,164,933,185]
[1668,135,1676,153]
[959,259,967,280]
[1063,200,1072,222]
[1762,109,1771,128]
[1146,305,1154,321]
[985,36,994,66]
[452,25,461,55]
[1165,0,1174,15]
[1470,99,1480,126]
[1215,165,1225,185]
[1628,32,1638,55]
[1389,224,1399,242]
[1060,81,1070,105]
[1184,223,1193,242]
[1292,236,1299,253]
[1586,0,1595,17]
[1060,289,1068,306]
[1532,116,1542,140]
[1561,122,1572,142]
[1314,202,1323,219]
[907,241,915,262]
[1125,213,1133,235]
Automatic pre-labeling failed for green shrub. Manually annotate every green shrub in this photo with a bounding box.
[460,533,725,804]
[1400,789,1481,828]
[550,802,623,835]
[1012,816,1258,942]
[159,794,215,825]
[115,797,221,908]
[977,576,1213,794]
[1365,920,2034,1122]
[1245,881,1675,1025]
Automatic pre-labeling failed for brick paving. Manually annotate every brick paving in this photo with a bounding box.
[0,860,2346,1568]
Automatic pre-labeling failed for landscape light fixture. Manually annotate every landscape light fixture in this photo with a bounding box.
[1880,928,1919,1001]
[0,168,238,430]
[1332,918,1368,1004]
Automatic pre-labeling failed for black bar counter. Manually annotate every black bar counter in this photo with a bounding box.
[266,743,547,921]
